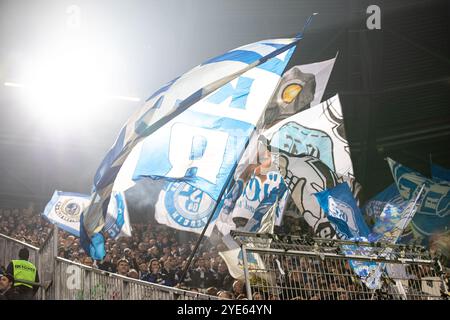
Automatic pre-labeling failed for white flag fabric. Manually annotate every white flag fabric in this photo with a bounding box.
[262,56,337,126]
[43,191,91,236]
[219,201,277,279]
[264,94,354,177]
[271,151,360,238]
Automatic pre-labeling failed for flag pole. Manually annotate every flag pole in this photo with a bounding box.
[178,13,318,284]
[177,157,242,285]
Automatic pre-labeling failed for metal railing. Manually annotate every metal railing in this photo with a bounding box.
[0,233,39,269]
[52,257,216,300]
[232,231,449,300]
[0,230,217,300]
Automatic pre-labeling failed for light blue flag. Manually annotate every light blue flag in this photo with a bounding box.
[42,191,90,237]
[387,158,450,244]
[431,162,450,183]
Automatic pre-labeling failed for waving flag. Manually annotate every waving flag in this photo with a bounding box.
[43,191,90,236]
[132,44,294,235]
[314,183,370,239]
[271,150,360,238]
[363,184,403,218]
[363,183,415,243]
[387,158,450,243]
[215,169,287,246]
[369,185,425,244]
[132,44,294,199]
[262,56,337,127]
[264,94,354,177]
[314,183,385,289]
[80,33,305,257]
[431,162,450,183]
[220,199,277,280]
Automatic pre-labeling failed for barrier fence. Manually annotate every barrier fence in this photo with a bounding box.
[2,229,448,300]
[232,231,449,300]
[53,258,216,300]
[0,229,217,300]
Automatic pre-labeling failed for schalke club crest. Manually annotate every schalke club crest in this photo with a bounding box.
[54,199,82,223]
[163,181,215,228]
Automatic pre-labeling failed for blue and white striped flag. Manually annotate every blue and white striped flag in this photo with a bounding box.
[387,158,450,244]
[81,34,304,258]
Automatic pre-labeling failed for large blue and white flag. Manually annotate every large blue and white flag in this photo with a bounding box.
[431,162,450,184]
[132,48,295,200]
[129,43,295,236]
[43,191,90,237]
[81,25,309,258]
[387,158,450,243]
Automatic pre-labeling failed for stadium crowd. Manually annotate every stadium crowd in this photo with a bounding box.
[1,206,449,300]
[0,206,248,299]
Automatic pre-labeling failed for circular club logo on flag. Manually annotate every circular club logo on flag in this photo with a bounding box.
[55,199,83,223]
[161,181,215,229]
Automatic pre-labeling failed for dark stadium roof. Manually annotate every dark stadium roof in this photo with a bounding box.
[0,0,449,209]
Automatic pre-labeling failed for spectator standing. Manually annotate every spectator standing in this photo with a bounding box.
[6,248,40,300]
[191,257,215,289]
[116,258,130,276]
[98,254,116,273]
[142,259,164,284]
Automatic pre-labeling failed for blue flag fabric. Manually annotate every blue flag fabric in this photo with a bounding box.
[369,185,424,244]
[80,213,106,260]
[387,158,450,243]
[363,183,403,218]
[363,183,415,243]
[314,182,370,239]
[125,44,295,238]
[315,183,384,289]
[431,163,450,183]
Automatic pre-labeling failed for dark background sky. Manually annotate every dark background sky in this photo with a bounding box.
[0,0,449,210]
